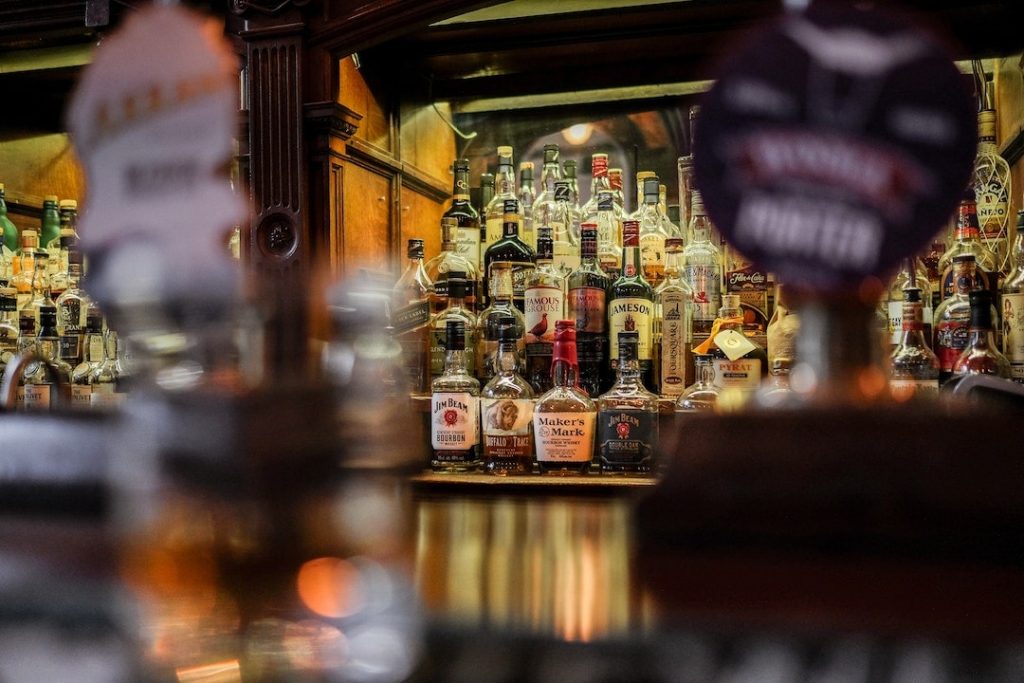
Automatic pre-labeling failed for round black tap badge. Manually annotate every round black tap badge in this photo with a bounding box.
[694,3,976,291]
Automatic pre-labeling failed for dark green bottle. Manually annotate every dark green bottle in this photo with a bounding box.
[40,195,60,253]
[0,184,18,252]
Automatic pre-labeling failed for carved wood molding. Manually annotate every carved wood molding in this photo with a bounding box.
[303,100,362,141]
[231,0,314,17]
[345,138,448,202]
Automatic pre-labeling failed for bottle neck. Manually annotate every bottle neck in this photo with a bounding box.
[452,169,471,201]
[615,355,642,385]
[445,292,467,311]
[622,234,641,273]
[690,214,711,243]
[503,218,520,239]
[580,237,598,264]
[496,162,516,198]
[440,224,457,251]
[663,250,683,277]
[495,341,519,374]
[694,357,714,387]
[490,272,513,303]
[552,357,577,388]
[897,301,929,348]
[443,348,472,376]
[955,202,981,240]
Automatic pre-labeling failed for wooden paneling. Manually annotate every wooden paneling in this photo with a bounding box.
[339,56,392,152]
[400,100,456,182]
[0,132,85,231]
[400,183,445,262]
[340,161,393,275]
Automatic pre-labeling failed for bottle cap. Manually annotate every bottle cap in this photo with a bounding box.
[519,161,533,172]
[59,199,78,210]
[665,237,684,250]
[497,145,513,158]
[637,171,656,181]
[445,319,466,351]
[44,195,58,204]
[643,177,660,199]
[622,219,640,246]
[543,144,559,160]
[563,160,576,178]
[406,239,424,259]
[579,223,597,239]
[447,275,467,298]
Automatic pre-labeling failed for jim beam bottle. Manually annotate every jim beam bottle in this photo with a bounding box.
[654,237,693,396]
[524,226,565,393]
[608,219,655,390]
[1003,228,1024,382]
[430,319,481,472]
[888,287,940,401]
[533,320,596,475]
[481,318,535,475]
[597,331,659,475]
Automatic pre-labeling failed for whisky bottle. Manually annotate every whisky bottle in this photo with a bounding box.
[884,257,933,349]
[1003,227,1024,382]
[636,176,669,288]
[0,183,18,256]
[39,195,60,257]
[443,159,482,287]
[71,310,105,408]
[484,146,520,254]
[580,153,616,224]
[430,319,481,472]
[754,358,795,408]
[0,285,18,378]
[938,188,999,303]
[425,217,478,314]
[921,223,950,312]
[658,183,681,240]
[391,240,433,396]
[567,223,611,397]
[534,320,596,475]
[682,190,722,337]
[14,250,47,312]
[393,239,432,308]
[47,199,79,258]
[11,227,38,279]
[88,328,122,409]
[28,253,55,324]
[482,198,535,311]
[550,180,580,277]
[677,155,695,243]
[594,192,622,280]
[518,161,536,250]
[608,219,654,390]
[693,294,768,405]
[952,289,1011,379]
[654,237,693,397]
[481,318,535,475]
[597,331,659,474]
[13,312,35,409]
[56,257,89,366]
[563,159,581,210]
[428,274,477,385]
[476,264,525,383]
[608,167,625,213]
[766,283,798,369]
[531,144,562,231]
[888,287,940,401]
[973,103,1011,270]
[478,171,495,271]
[934,254,985,383]
[23,304,72,410]
[674,353,720,413]
[524,226,564,393]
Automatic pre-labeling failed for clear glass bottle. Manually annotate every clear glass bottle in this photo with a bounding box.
[884,257,933,350]
[47,198,79,257]
[674,353,720,413]
[654,237,693,398]
[563,159,581,211]
[921,221,950,312]
[428,274,478,385]
[608,219,654,390]
[531,144,562,231]
[682,190,722,336]
[567,223,611,398]
[953,289,1011,379]
[597,331,659,475]
[481,318,535,475]
[658,183,681,240]
[888,287,940,401]
[13,311,35,409]
[56,257,89,367]
[482,198,535,312]
[23,304,72,410]
[484,146,520,255]
[391,240,433,396]
[28,252,54,325]
[938,188,1000,303]
[443,159,482,291]
[580,153,616,224]
[518,160,536,250]
[1003,226,1024,383]
[934,254,982,384]
[477,172,495,270]
[88,329,122,409]
[608,167,625,213]
[594,191,622,280]
[636,176,669,289]
[973,103,1011,271]
[754,358,795,408]
[430,319,481,472]
[476,264,526,383]
[0,285,19,379]
[524,226,565,394]
[533,320,596,475]
[696,294,768,406]
[425,217,478,314]
[39,195,60,257]
[71,309,105,408]
[393,239,432,309]
[12,227,38,280]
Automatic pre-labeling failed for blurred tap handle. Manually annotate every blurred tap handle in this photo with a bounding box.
[0,349,70,411]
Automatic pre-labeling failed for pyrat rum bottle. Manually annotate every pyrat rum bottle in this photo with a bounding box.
[481,318,535,475]
[430,319,481,472]
[533,320,596,475]
[597,331,659,475]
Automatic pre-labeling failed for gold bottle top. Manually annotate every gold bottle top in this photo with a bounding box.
[978,109,997,140]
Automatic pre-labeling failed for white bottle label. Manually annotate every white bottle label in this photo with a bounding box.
[481,398,535,459]
[1003,292,1024,379]
[685,264,721,323]
[71,384,93,407]
[534,411,596,463]
[609,297,653,360]
[525,284,563,343]
[712,358,761,390]
[889,379,939,401]
[456,227,481,270]
[887,300,903,344]
[23,384,51,410]
[431,392,479,450]
[659,290,690,396]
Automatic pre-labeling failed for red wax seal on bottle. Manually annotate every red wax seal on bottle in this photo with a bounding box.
[553,319,578,366]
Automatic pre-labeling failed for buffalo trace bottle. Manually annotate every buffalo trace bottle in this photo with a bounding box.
[654,237,693,398]
[608,219,655,390]
[1002,225,1024,382]
[567,223,611,396]
[481,319,535,475]
[524,226,565,393]
[533,320,596,475]
[934,254,982,384]
[597,331,659,475]
[953,289,1011,379]
[482,198,535,312]
[430,319,481,472]
[888,287,940,401]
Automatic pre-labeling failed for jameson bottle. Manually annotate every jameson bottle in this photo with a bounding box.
[567,223,611,396]
[1003,228,1024,382]
[597,331,659,474]
[443,159,482,286]
[888,287,940,401]
[482,198,535,311]
[430,319,481,472]
[608,219,654,389]
[524,226,565,393]
[952,289,1011,379]
[533,320,596,475]
[481,319,535,475]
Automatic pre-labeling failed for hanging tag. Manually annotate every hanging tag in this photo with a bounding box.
[714,328,756,361]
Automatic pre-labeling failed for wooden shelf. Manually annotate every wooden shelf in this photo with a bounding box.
[411,471,658,495]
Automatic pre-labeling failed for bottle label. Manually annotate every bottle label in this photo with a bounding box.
[59,334,81,362]
[598,410,658,468]
[684,264,721,322]
[1003,292,1024,379]
[23,384,51,410]
[430,328,476,379]
[485,216,504,247]
[940,266,993,300]
[392,300,431,334]
[659,290,690,396]
[712,358,761,390]
[481,398,534,459]
[975,177,1009,240]
[889,379,939,401]
[887,300,903,343]
[431,392,479,450]
[568,287,607,333]
[533,411,596,463]
[934,317,969,371]
[608,298,653,360]
[525,284,563,343]
[552,241,580,274]
[90,385,124,409]
[456,226,481,269]
[639,233,666,284]
[71,384,92,407]
[88,335,106,363]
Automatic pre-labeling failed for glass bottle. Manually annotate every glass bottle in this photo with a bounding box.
[12,227,39,279]
[608,167,625,213]
[766,283,799,369]
[476,264,526,383]
[533,320,596,475]
[56,258,89,367]
[597,331,659,475]
[580,153,616,224]
[952,289,1011,379]
[524,226,565,393]
[938,188,1000,303]
[443,159,482,289]
[23,304,72,410]
[677,155,695,243]
[0,183,18,257]
[391,240,433,396]
[393,239,432,309]
[531,144,562,231]
[934,254,984,384]
[13,312,35,409]
[563,159,580,211]
[921,221,950,312]
[754,358,795,408]
[682,190,722,336]
[12,241,42,312]
[28,252,54,325]
[482,198,535,312]
[1003,228,1024,383]
[549,180,580,276]
[567,223,611,398]
[430,319,481,472]
[973,106,1011,271]
[47,198,79,259]
[694,294,768,407]
[428,274,477,385]
[39,195,60,256]
[481,318,535,475]
[658,183,681,240]
[71,310,105,408]
[608,219,654,389]
[636,176,669,288]
[888,287,940,401]
[654,237,693,398]
[0,285,18,379]
[594,191,622,280]
[634,171,656,217]
[518,161,536,250]
[425,217,478,314]
[884,257,933,350]
[478,172,495,278]
[674,353,720,413]
[484,146,519,255]
[88,328,122,409]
